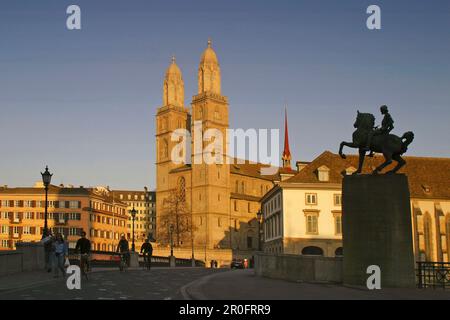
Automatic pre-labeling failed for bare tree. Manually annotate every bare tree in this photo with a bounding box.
[158,188,195,247]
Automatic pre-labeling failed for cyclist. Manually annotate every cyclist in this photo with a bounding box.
[116,234,130,268]
[140,238,153,270]
[75,231,91,273]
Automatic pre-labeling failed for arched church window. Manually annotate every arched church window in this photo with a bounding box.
[178,177,186,203]
[423,212,433,261]
[162,139,169,159]
[214,107,220,120]
[161,117,168,131]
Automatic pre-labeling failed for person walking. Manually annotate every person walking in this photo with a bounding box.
[52,233,68,278]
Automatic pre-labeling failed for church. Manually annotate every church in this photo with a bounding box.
[155,39,295,263]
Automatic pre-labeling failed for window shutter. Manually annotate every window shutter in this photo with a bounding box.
[31,200,36,208]
[19,200,24,207]
[65,201,69,209]
[55,201,59,208]
[78,201,81,209]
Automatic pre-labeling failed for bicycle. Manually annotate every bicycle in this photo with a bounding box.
[143,253,152,270]
[79,253,90,280]
[119,252,128,272]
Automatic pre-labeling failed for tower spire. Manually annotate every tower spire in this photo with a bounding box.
[282,106,291,169]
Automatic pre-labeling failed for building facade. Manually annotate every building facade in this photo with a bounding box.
[114,188,156,252]
[261,151,450,263]
[155,40,294,263]
[0,184,128,251]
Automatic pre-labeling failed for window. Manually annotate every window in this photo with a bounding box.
[247,237,253,249]
[214,110,220,120]
[305,213,318,234]
[25,212,34,220]
[334,194,342,206]
[1,240,9,248]
[178,177,186,202]
[1,212,8,219]
[241,182,245,194]
[0,200,8,207]
[335,215,342,235]
[234,200,237,211]
[218,217,221,227]
[69,201,79,209]
[248,202,251,213]
[235,181,239,193]
[68,213,81,220]
[0,225,9,234]
[302,246,323,256]
[305,193,317,205]
[317,166,330,182]
[23,226,32,235]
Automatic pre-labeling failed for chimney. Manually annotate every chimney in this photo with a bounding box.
[296,161,308,172]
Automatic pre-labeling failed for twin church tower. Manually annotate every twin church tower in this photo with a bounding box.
[155,40,292,260]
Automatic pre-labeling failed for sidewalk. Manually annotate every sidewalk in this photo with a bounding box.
[0,266,204,293]
[182,269,450,300]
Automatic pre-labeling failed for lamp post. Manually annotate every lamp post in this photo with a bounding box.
[41,166,52,239]
[130,206,137,252]
[256,209,263,251]
[169,224,174,257]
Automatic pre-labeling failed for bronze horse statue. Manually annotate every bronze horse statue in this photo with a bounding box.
[339,111,414,175]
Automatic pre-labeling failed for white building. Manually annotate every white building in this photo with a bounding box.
[261,151,450,262]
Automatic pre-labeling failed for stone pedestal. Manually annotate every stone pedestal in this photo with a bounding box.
[129,252,139,268]
[169,255,176,267]
[342,174,416,288]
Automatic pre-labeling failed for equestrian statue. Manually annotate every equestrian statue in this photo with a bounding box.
[339,105,414,175]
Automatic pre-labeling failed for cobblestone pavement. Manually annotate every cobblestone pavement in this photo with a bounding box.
[0,268,224,300]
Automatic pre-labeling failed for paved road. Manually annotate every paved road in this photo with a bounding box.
[185,269,450,300]
[2,268,449,300]
[0,268,224,300]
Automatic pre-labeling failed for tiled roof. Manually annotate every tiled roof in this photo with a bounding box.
[0,185,90,196]
[285,151,450,200]
[230,158,281,181]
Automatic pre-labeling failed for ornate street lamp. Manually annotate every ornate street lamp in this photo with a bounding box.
[256,209,263,251]
[41,166,52,239]
[130,205,137,252]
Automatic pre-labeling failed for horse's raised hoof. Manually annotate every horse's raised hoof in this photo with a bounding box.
[340,154,346,159]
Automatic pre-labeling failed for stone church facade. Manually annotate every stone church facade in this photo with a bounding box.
[155,40,294,263]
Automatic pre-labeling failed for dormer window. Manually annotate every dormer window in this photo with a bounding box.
[317,165,330,182]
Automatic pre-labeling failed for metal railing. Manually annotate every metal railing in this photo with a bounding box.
[417,261,450,289]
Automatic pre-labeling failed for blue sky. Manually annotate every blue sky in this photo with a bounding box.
[0,0,449,189]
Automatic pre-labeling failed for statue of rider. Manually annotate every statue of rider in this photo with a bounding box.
[364,105,394,155]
